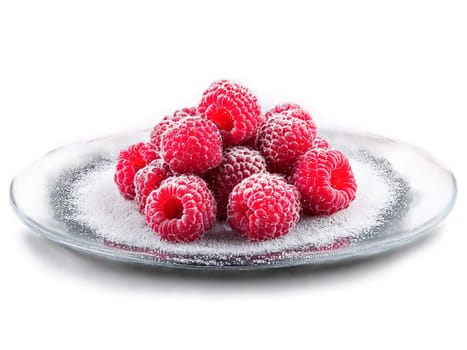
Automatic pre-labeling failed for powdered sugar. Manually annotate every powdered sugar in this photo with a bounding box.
[69,152,403,256]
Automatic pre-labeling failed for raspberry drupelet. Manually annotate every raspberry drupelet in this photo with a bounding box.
[292,148,357,215]
[145,175,216,242]
[198,80,262,145]
[227,173,301,241]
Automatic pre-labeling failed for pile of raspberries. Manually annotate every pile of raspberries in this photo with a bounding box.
[114,80,357,242]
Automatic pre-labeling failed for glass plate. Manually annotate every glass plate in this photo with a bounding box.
[10,129,457,270]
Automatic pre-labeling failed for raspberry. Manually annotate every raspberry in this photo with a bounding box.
[227,173,301,241]
[248,104,314,149]
[114,142,159,200]
[150,107,198,151]
[161,116,223,174]
[145,175,216,242]
[198,80,262,145]
[312,136,330,150]
[264,103,313,125]
[291,148,357,215]
[205,146,267,218]
[256,114,317,174]
[134,160,172,213]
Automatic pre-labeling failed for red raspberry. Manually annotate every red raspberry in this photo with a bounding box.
[312,136,330,150]
[161,116,223,174]
[114,142,159,200]
[145,175,216,242]
[150,107,198,151]
[265,103,313,125]
[227,173,301,241]
[134,160,172,214]
[256,114,317,174]
[205,146,267,218]
[292,148,357,215]
[245,104,314,149]
[198,80,262,145]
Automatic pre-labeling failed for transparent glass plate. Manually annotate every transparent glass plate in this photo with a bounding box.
[10,129,457,270]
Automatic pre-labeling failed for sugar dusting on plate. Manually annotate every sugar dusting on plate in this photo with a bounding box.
[69,152,405,256]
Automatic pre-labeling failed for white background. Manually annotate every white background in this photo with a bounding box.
[1,1,466,349]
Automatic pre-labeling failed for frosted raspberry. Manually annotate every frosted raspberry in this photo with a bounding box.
[205,146,267,218]
[256,114,317,174]
[312,136,330,150]
[265,103,313,125]
[114,142,159,200]
[227,173,301,241]
[292,148,357,215]
[134,160,172,214]
[245,104,314,149]
[198,80,262,145]
[145,175,216,242]
[150,107,198,151]
[161,116,223,174]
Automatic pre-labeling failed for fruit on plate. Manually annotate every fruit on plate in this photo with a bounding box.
[115,80,357,242]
